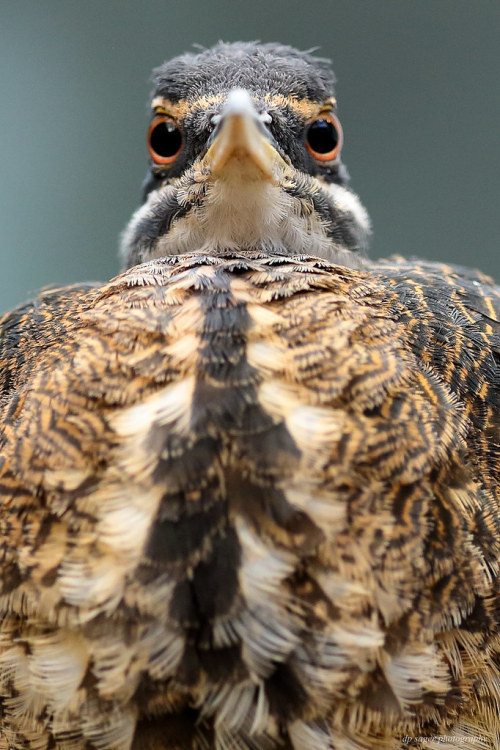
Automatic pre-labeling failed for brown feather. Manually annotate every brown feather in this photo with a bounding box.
[0,253,499,748]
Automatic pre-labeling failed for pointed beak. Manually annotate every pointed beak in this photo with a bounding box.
[201,88,288,181]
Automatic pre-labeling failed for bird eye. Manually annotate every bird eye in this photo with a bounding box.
[148,115,183,165]
[306,112,343,163]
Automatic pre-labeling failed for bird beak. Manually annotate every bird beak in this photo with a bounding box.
[202,88,288,181]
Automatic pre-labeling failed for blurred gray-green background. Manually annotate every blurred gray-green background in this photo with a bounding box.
[1,1,499,311]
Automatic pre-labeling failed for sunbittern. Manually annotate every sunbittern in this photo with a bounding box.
[0,42,498,750]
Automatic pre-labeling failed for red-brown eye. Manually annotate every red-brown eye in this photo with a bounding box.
[147,115,183,165]
[306,112,343,162]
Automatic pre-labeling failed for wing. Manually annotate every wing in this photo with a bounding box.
[0,253,498,750]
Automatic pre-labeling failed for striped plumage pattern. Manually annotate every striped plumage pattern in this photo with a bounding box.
[0,252,499,749]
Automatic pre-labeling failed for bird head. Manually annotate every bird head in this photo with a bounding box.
[121,42,371,268]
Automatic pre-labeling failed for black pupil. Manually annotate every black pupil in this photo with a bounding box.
[307,118,338,154]
[151,120,182,157]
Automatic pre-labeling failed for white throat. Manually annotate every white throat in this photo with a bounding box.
[121,172,370,267]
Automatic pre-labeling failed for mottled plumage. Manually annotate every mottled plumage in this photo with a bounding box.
[0,42,498,750]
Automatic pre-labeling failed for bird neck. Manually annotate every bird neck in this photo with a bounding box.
[120,169,370,269]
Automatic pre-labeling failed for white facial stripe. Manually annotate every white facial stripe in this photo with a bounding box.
[120,186,172,264]
[323,181,372,239]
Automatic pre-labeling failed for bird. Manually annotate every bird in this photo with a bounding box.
[0,40,499,750]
